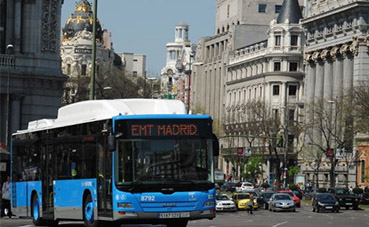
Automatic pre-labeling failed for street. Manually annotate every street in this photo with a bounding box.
[1,204,368,227]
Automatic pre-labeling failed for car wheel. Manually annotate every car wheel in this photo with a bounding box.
[316,207,320,213]
[353,205,358,210]
[345,206,349,210]
[336,209,339,213]
[293,209,296,212]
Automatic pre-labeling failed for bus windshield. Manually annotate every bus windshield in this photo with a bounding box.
[115,139,213,189]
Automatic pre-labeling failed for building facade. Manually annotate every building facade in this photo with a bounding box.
[0,0,66,184]
[60,0,120,104]
[119,52,146,78]
[161,22,195,108]
[301,0,369,188]
[223,0,305,183]
[191,0,304,180]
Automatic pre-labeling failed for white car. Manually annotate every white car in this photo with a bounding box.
[216,194,236,212]
[240,182,254,191]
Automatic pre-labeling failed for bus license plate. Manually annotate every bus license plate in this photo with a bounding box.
[159,212,190,219]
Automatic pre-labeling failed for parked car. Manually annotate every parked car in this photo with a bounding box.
[232,193,258,210]
[269,193,296,212]
[261,192,275,210]
[327,187,360,210]
[360,192,369,205]
[216,194,236,212]
[220,182,237,192]
[236,182,254,191]
[279,190,301,207]
[312,193,340,213]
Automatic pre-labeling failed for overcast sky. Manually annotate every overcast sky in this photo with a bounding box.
[61,0,216,77]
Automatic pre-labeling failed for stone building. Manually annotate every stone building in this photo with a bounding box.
[119,52,146,78]
[161,22,195,107]
[191,0,304,179]
[60,0,120,104]
[223,0,305,184]
[301,0,369,188]
[0,0,66,183]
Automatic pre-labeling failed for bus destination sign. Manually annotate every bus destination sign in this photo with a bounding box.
[116,119,212,139]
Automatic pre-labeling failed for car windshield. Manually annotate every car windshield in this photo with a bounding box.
[263,193,274,199]
[317,194,335,201]
[237,194,250,199]
[336,188,354,195]
[275,195,291,200]
[115,139,213,186]
[216,195,229,200]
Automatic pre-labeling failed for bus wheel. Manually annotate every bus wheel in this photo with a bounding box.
[83,194,98,227]
[166,220,188,227]
[32,195,45,226]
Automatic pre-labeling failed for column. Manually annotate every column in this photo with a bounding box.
[314,61,324,100]
[323,59,333,101]
[14,0,22,53]
[343,54,354,92]
[332,57,343,98]
[306,62,316,105]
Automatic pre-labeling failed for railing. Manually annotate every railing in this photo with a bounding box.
[0,55,15,67]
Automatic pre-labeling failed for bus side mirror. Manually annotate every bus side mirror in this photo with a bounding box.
[108,134,115,152]
[212,134,219,156]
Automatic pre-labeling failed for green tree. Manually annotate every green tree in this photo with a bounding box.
[288,166,300,179]
[245,156,262,183]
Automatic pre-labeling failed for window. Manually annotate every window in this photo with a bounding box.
[273,85,280,96]
[273,109,279,119]
[275,5,282,13]
[133,59,138,62]
[133,71,137,76]
[291,35,298,46]
[362,161,366,183]
[274,62,281,71]
[227,4,230,18]
[288,109,295,121]
[289,62,298,72]
[259,4,267,13]
[81,64,87,76]
[275,35,281,46]
[289,85,297,96]
[67,64,71,75]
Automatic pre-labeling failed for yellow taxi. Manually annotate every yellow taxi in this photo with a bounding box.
[232,193,258,210]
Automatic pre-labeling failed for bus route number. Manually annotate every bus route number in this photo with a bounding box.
[141,196,155,202]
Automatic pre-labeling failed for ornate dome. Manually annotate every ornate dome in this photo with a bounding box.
[62,0,103,42]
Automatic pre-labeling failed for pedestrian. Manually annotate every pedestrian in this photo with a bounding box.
[247,194,254,214]
[1,176,11,218]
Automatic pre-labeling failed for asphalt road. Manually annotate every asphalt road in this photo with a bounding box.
[0,204,368,227]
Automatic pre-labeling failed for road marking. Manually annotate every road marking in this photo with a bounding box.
[324,214,333,220]
[272,221,288,227]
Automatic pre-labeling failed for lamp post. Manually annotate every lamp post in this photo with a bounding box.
[5,44,13,146]
[281,105,288,189]
[89,0,98,100]
[327,99,337,188]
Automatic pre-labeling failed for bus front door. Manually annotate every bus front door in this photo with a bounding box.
[97,136,113,217]
[41,142,55,219]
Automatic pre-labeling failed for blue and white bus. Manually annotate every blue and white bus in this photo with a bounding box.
[11,99,218,227]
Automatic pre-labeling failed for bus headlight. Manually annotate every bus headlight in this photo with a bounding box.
[204,201,215,207]
[118,202,133,208]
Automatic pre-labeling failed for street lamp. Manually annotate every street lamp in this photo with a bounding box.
[327,99,337,187]
[5,44,14,146]
[281,105,288,189]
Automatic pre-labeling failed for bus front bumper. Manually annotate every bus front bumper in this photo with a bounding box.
[113,209,216,221]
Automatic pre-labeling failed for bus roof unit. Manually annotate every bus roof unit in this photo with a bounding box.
[16,99,187,134]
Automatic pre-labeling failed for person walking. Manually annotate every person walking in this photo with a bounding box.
[1,176,11,218]
[247,194,254,214]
